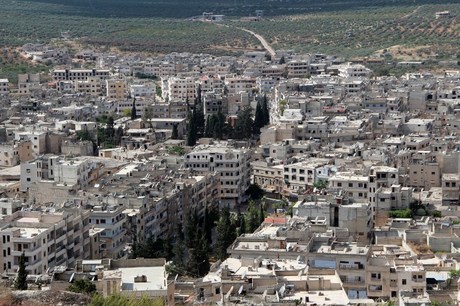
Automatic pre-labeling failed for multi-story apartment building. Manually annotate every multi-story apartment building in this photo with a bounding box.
[0,79,9,95]
[14,131,47,157]
[20,156,97,191]
[89,204,126,258]
[0,143,20,167]
[175,173,219,222]
[116,98,150,118]
[308,237,370,299]
[368,165,399,206]
[185,144,251,207]
[283,158,330,192]
[297,117,329,142]
[17,74,40,95]
[252,159,284,194]
[0,209,91,275]
[203,91,224,116]
[329,172,369,203]
[163,76,197,102]
[337,63,371,79]
[198,75,224,93]
[106,79,127,100]
[129,82,155,98]
[224,77,256,95]
[52,68,110,81]
[374,185,412,226]
[287,60,311,78]
[150,101,189,119]
[366,246,426,301]
[442,173,460,204]
[74,77,102,96]
[408,151,441,190]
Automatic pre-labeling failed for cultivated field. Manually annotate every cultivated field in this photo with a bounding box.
[0,0,458,59]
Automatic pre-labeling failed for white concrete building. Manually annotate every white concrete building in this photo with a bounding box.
[129,82,155,98]
[0,209,91,274]
[185,144,251,207]
[0,79,9,95]
[163,76,196,102]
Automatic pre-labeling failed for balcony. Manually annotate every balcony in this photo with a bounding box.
[341,278,365,285]
[339,263,364,270]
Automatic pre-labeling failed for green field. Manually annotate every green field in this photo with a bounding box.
[0,0,458,58]
[240,4,460,58]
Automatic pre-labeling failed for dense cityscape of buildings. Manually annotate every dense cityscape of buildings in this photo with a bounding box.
[0,42,460,305]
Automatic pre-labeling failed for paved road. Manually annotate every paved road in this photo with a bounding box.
[210,21,276,59]
[238,27,276,59]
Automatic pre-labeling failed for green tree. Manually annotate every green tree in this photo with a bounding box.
[203,206,213,245]
[186,107,198,146]
[253,99,264,134]
[205,114,216,138]
[261,94,270,126]
[215,110,227,139]
[388,209,412,219]
[115,126,124,145]
[313,180,328,189]
[167,146,185,156]
[246,200,261,233]
[90,293,164,306]
[142,105,153,128]
[132,237,172,260]
[278,99,287,116]
[171,124,179,139]
[195,103,205,138]
[131,99,137,120]
[76,129,93,142]
[259,203,265,225]
[156,86,162,98]
[68,278,97,295]
[188,228,210,277]
[123,108,132,118]
[279,55,286,64]
[215,207,236,261]
[172,224,185,270]
[237,211,246,236]
[246,184,264,201]
[184,210,198,249]
[233,106,254,139]
[14,251,28,290]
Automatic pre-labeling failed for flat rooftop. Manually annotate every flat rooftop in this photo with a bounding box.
[8,227,44,239]
[119,266,166,291]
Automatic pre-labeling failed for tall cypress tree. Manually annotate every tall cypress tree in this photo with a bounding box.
[171,124,179,140]
[15,251,28,290]
[195,103,205,138]
[234,106,253,139]
[184,210,198,248]
[262,94,270,126]
[215,110,226,139]
[131,98,137,120]
[215,207,236,261]
[203,206,213,245]
[172,223,185,269]
[186,108,197,146]
[254,99,264,134]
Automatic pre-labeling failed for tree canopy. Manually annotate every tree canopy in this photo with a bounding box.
[14,251,28,290]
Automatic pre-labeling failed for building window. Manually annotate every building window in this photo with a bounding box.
[402,279,407,285]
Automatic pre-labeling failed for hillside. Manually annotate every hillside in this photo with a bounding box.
[0,0,458,58]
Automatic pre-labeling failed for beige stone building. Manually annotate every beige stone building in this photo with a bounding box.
[106,79,126,100]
